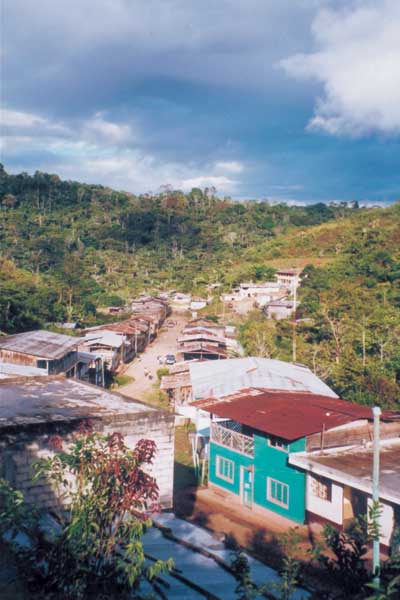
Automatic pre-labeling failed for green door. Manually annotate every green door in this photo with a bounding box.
[242,468,253,508]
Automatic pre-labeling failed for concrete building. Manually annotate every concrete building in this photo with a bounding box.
[275,268,302,290]
[264,300,300,320]
[0,376,174,509]
[289,439,400,549]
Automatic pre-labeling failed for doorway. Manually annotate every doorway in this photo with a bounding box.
[241,467,253,509]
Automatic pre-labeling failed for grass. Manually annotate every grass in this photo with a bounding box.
[142,384,170,410]
[113,374,135,386]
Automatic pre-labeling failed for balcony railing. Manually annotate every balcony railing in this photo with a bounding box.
[211,422,254,457]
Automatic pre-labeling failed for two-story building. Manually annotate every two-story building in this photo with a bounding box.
[193,388,400,550]
[275,269,302,290]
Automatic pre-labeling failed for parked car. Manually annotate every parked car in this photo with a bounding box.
[165,354,176,365]
[166,320,177,327]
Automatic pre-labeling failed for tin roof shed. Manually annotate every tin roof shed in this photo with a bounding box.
[0,330,79,360]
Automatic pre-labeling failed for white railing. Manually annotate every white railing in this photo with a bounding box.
[211,422,254,457]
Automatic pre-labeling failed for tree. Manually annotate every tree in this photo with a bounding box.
[1,425,173,598]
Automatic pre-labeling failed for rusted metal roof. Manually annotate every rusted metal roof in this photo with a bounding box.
[181,343,228,357]
[192,388,400,441]
[0,330,79,359]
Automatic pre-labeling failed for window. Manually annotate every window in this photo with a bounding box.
[267,477,289,508]
[310,475,332,502]
[268,436,289,452]
[36,360,47,370]
[216,456,234,483]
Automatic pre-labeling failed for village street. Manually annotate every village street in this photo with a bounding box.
[119,313,189,400]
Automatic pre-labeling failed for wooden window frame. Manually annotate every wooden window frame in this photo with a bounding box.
[267,477,289,509]
[216,455,235,483]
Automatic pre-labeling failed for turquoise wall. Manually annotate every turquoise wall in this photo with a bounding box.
[209,443,253,496]
[253,434,306,523]
[209,434,306,523]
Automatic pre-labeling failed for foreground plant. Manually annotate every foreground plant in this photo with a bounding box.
[1,424,173,599]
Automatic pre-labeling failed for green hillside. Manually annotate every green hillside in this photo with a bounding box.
[1,165,399,408]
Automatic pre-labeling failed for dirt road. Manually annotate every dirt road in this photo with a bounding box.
[119,313,189,400]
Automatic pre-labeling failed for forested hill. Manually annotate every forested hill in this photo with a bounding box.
[1,166,400,407]
[0,165,358,325]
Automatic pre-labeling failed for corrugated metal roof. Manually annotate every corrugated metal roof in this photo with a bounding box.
[0,330,79,359]
[182,343,228,356]
[289,440,400,503]
[189,357,337,400]
[192,388,399,440]
[81,331,125,348]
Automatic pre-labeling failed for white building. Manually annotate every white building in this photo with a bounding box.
[276,268,302,290]
[290,438,400,549]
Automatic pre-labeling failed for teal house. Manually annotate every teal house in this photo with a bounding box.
[193,388,381,524]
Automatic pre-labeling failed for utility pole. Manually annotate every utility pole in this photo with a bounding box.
[372,406,381,588]
[292,278,297,363]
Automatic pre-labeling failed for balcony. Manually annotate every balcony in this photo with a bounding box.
[211,421,254,458]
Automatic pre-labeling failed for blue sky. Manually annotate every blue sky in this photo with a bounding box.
[1,0,400,203]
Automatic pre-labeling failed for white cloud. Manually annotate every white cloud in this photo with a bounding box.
[215,161,244,174]
[83,112,135,145]
[1,106,242,195]
[0,108,47,128]
[180,175,237,192]
[280,0,400,136]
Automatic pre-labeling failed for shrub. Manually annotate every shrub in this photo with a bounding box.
[1,426,173,599]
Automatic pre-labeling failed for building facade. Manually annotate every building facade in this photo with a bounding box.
[193,388,400,549]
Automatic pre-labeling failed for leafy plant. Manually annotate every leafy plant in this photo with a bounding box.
[2,425,173,598]
[272,528,302,600]
[230,549,260,599]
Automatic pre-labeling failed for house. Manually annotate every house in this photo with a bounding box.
[222,282,287,303]
[78,331,127,373]
[81,318,149,363]
[0,376,174,509]
[289,439,400,549]
[131,296,170,326]
[0,330,101,381]
[182,322,243,357]
[189,357,337,401]
[160,362,193,411]
[160,357,336,424]
[178,341,228,362]
[264,300,300,320]
[192,389,400,550]
[275,269,302,290]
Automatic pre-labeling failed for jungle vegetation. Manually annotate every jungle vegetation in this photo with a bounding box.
[1,165,399,407]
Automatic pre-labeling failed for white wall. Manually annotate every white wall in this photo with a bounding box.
[306,474,343,525]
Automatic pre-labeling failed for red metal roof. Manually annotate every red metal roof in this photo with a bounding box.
[192,388,399,441]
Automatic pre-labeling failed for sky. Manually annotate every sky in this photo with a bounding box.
[1,0,400,203]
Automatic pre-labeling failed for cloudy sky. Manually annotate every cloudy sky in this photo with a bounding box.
[1,0,400,202]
